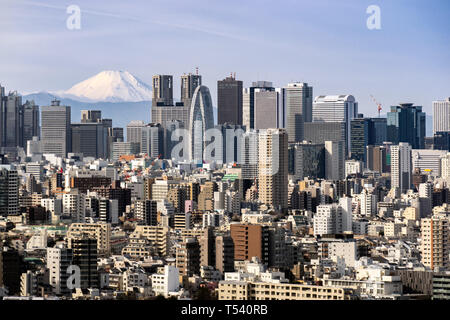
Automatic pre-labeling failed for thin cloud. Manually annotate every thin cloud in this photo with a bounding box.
[16,0,253,42]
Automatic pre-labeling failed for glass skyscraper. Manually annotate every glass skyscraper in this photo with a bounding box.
[387,103,426,149]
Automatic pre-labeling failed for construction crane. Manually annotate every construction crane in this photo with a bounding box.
[370,94,382,117]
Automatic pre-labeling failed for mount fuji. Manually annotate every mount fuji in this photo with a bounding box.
[23,71,153,129]
[55,70,153,103]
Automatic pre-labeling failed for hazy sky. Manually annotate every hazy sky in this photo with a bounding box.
[1,0,449,116]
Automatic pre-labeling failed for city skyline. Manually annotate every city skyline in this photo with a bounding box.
[2,0,449,116]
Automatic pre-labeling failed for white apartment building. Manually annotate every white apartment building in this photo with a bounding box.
[151,265,179,297]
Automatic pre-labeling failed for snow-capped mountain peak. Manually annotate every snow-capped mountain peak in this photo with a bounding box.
[58,70,153,102]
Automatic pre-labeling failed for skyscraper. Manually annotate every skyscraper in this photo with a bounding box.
[433,98,450,134]
[350,117,370,162]
[217,74,243,125]
[324,140,345,181]
[41,100,71,157]
[141,123,164,158]
[258,128,288,211]
[286,82,313,143]
[188,85,214,163]
[127,120,145,152]
[152,75,173,107]
[72,110,108,159]
[313,95,358,155]
[3,91,23,148]
[243,81,274,130]
[387,103,426,149]
[288,141,325,180]
[22,100,40,143]
[391,142,412,193]
[181,72,202,107]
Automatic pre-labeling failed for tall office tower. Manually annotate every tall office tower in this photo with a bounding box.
[215,235,235,273]
[141,123,164,158]
[241,130,259,180]
[0,164,19,217]
[230,224,269,265]
[421,216,449,270]
[218,74,243,125]
[181,72,202,107]
[368,118,387,145]
[391,142,412,193]
[350,117,369,162]
[433,98,450,134]
[366,145,387,173]
[176,237,200,277]
[47,245,73,295]
[285,82,313,143]
[127,120,145,151]
[324,140,345,181]
[2,91,23,148]
[70,237,99,289]
[188,85,214,163]
[107,127,124,159]
[313,95,358,155]
[22,100,40,143]
[41,100,71,157]
[152,75,173,107]
[258,128,288,211]
[71,110,108,159]
[253,88,280,130]
[243,81,274,130]
[215,123,246,164]
[288,141,325,180]
[80,110,102,123]
[387,103,426,149]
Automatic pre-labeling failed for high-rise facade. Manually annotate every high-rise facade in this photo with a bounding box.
[71,111,108,159]
[152,75,173,107]
[217,75,243,125]
[22,100,40,143]
[391,142,412,193]
[188,85,214,163]
[243,81,274,130]
[324,140,345,181]
[387,103,426,149]
[313,95,358,155]
[181,73,202,107]
[421,216,449,270]
[258,128,288,211]
[126,120,145,151]
[0,164,19,217]
[350,117,370,162]
[288,141,325,180]
[285,82,313,143]
[41,100,71,157]
[141,123,164,158]
[433,98,450,135]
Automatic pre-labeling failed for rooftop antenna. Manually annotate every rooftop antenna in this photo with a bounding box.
[196,67,199,75]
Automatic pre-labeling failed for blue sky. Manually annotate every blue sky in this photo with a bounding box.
[1,0,449,116]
